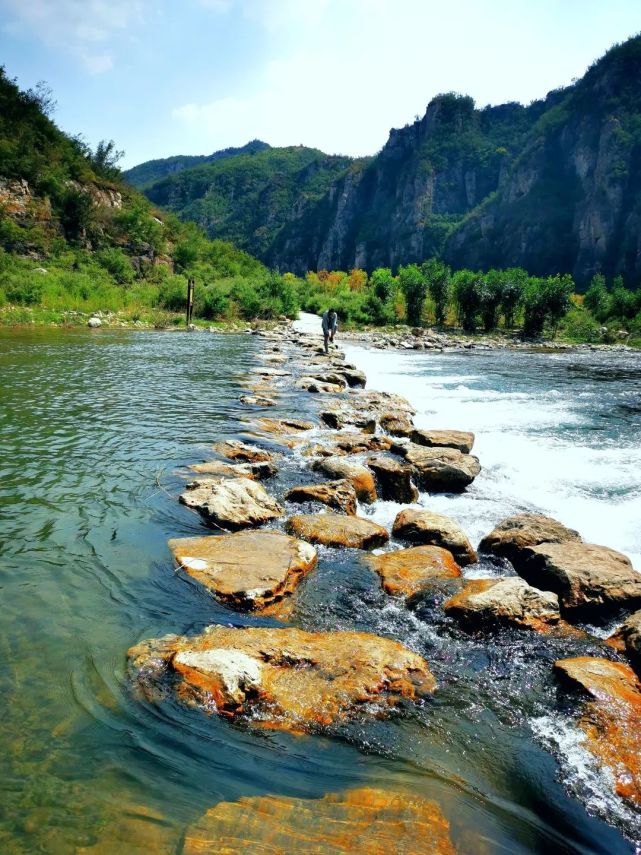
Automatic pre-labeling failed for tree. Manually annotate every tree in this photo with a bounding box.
[369,267,395,302]
[584,273,608,320]
[500,268,527,328]
[452,269,483,332]
[478,270,503,332]
[422,258,450,326]
[90,139,125,180]
[522,274,574,338]
[398,263,427,326]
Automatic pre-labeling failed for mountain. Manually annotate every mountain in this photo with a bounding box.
[139,146,359,259]
[123,139,271,189]
[131,35,641,286]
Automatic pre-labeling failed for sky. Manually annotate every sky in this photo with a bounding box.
[1,0,640,169]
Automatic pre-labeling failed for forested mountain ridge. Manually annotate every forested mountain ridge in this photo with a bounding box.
[130,35,641,286]
[123,139,271,189]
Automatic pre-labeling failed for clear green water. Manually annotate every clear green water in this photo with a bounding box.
[0,328,637,853]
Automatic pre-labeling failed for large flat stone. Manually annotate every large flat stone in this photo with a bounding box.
[479,513,581,569]
[444,577,560,631]
[368,546,461,598]
[399,444,481,492]
[188,460,276,480]
[180,477,283,530]
[410,429,475,454]
[518,541,641,615]
[168,530,317,610]
[392,509,477,565]
[182,788,456,855]
[286,513,389,549]
[285,479,357,515]
[129,626,436,733]
[313,457,377,503]
[212,439,273,463]
[554,656,641,808]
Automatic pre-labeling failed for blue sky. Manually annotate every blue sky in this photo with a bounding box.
[1,0,640,168]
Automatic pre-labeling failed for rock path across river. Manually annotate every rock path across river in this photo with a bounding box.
[127,318,641,848]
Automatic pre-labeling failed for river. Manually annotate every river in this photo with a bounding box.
[0,326,640,853]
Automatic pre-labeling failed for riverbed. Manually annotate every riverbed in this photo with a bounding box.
[0,326,639,853]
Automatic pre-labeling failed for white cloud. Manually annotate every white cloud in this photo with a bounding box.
[1,0,146,73]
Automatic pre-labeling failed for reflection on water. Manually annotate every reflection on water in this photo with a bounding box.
[0,328,639,853]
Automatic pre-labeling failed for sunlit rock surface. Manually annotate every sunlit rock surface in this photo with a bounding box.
[398,444,481,492]
[554,656,641,808]
[129,626,436,732]
[368,545,461,599]
[410,428,475,454]
[286,513,389,549]
[392,509,477,565]
[479,513,581,567]
[180,477,283,529]
[444,577,561,631]
[367,455,418,503]
[313,457,378,503]
[285,479,357,515]
[182,787,456,854]
[168,530,317,610]
[212,439,274,463]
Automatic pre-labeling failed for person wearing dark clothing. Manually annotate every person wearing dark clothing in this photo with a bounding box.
[321,309,338,354]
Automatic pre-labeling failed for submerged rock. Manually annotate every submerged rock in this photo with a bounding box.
[285,479,357,515]
[128,626,436,732]
[368,546,461,599]
[313,457,378,503]
[391,509,477,566]
[410,429,475,454]
[212,439,273,464]
[444,578,561,631]
[286,513,389,549]
[188,460,276,480]
[479,513,581,568]
[182,787,456,855]
[399,444,481,492]
[554,656,641,808]
[180,478,283,530]
[517,541,641,616]
[168,530,317,610]
[367,455,418,503]
[608,609,641,672]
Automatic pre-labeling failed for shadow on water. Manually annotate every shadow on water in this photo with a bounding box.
[0,328,638,853]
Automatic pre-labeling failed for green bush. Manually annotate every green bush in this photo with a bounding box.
[5,272,45,305]
[96,248,135,284]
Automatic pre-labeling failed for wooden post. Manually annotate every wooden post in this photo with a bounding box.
[186,277,194,327]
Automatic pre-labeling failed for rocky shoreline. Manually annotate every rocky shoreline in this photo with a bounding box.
[126,319,641,850]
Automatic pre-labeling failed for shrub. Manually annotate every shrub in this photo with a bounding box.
[96,248,134,284]
[398,264,427,326]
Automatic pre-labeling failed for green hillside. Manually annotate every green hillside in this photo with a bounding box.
[0,69,299,326]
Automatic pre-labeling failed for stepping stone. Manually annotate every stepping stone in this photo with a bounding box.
[180,477,282,530]
[285,479,357,515]
[392,509,477,565]
[286,513,389,549]
[444,577,560,631]
[368,546,461,599]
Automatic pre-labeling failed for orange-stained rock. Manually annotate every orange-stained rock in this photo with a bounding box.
[607,609,641,672]
[253,417,315,433]
[444,577,560,631]
[519,541,641,615]
[188,459,276,480]
[379,412,414,437]
[479,513,581,568]
[182,787,456,854]
[212,439,273,463]
[392,509,477,566]
[168,530,317,610]
[128,626,436,732]
[368,546,461,598]
[313,457,377,503]
[410,428,475,454]
[554,656,641,807]
[285,479,357,515]
[180,477,283,530]
[333,432,393,454]
[286,513,389,549]
[367,455,419,503]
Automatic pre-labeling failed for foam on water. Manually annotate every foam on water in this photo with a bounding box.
[345,343,641,567]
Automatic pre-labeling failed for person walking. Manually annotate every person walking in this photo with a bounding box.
[321,308,338,354]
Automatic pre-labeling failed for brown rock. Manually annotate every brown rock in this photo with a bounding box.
[286,513,389,549]
[379,412,414,437]
[333,433,392,454]
[400,444,481,492]
[313,457,378,503]
[239,394,276,406]
[319,409,345,429]
[479,513,581,568]
[295,377,345,394]
[212,439,273,463]
[410,429,475,454]
[182,788,455,855]
[128,626,435,732]
[168,530,317,610]
[444,577,560,631]
[254,417,315,433]
[392,509,477,566]
[180,478,283,530]
[554,656,641,807]
[607,610,641,670]
[188,460,276,480]
[285,479,357,515]
[368,546,461,598]
[367,455,419,503]
[518,541,641,615]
